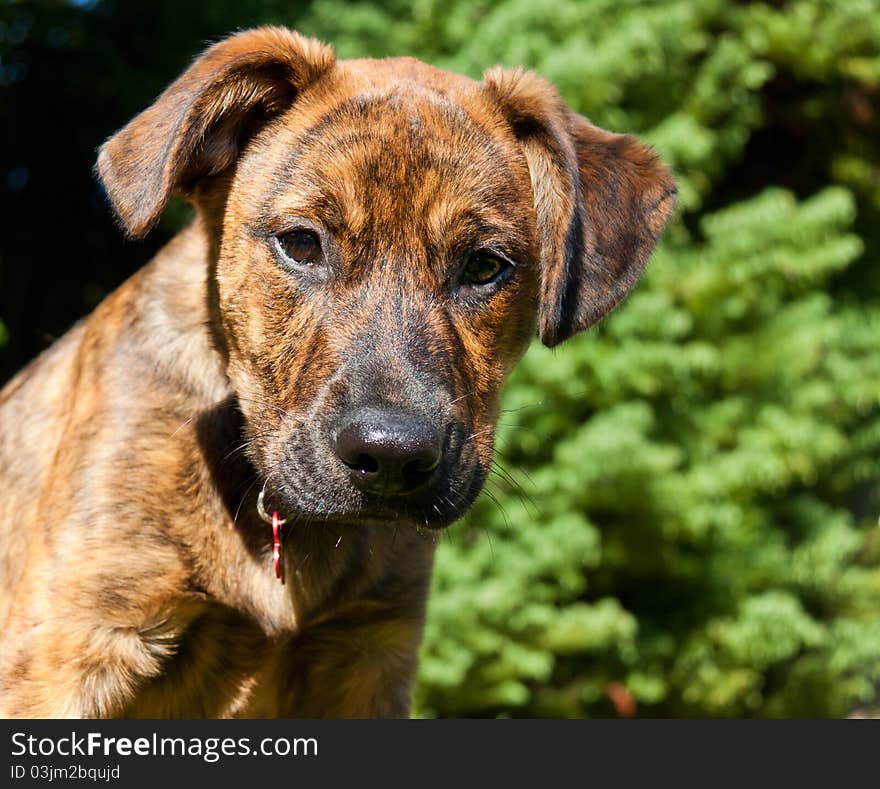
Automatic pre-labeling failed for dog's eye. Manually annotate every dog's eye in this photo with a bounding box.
[275,230,322,266]
[458,252,512,288]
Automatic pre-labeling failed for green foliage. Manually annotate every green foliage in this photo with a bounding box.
[301,0,880,717]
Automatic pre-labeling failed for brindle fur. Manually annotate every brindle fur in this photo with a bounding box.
[0,28,675,718]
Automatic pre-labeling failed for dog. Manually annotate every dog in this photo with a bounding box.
[0,27,675,717]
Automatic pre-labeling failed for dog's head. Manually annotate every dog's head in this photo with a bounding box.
[97,28,675,529]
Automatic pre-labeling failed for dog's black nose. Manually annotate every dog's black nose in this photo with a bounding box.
[334,409,442,495]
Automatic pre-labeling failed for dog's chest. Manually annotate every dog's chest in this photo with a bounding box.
[121,602,291,718]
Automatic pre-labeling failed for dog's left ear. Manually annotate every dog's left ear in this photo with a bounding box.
[97,27,335,238]
[484,68,677,347]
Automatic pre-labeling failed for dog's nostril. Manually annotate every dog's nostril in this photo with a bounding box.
[345,453,380,475]
[404,453,439,475]
[401,456,437,484]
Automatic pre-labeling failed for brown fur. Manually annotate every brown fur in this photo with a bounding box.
[0,27,675,718]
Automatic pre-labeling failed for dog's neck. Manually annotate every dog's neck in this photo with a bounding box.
[125,216,232,404]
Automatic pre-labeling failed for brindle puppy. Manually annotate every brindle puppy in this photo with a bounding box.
[0,27,675,718]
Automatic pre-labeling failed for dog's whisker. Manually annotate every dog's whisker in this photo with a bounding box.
[465,427,495,442]
[168,397,247,440]
[168,413,199,440]
[499,400,549,414]
[488,464,541,519]
[477,491,505,559]
[234,395,299,421]
[449,389,476,406]
[232,473,262,526]
[490,457,534,495]
[494,423,545,437]
[218,436,262,467]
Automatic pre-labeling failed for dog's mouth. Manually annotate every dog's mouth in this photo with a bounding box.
[238,405,492,531]
[261,455,486,532]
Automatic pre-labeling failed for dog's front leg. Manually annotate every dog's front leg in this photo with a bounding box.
[0,580,202,718]
[259,608,427,719]
[0,624,160,718]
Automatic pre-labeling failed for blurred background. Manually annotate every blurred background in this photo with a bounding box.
[2,0,880,717]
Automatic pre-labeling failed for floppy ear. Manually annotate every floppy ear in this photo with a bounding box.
[484,68,677,347]
[96,27,335,238]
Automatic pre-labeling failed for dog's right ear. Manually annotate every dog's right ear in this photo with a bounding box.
[96,27,335,238]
